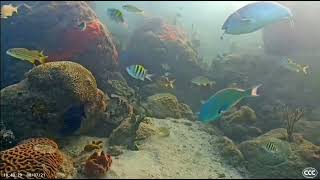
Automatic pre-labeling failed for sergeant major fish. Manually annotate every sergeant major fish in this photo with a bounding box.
[264,142,278,153]
[199,84,262,123]
[221,2,293,39]
[126,64,153,81]
[107,8,127,27]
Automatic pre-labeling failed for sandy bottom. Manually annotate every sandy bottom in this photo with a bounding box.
[63,118,248,179]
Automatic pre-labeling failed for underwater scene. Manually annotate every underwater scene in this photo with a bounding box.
[1,1,320,179]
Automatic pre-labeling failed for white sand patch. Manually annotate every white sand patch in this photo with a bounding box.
[107,118,247,179]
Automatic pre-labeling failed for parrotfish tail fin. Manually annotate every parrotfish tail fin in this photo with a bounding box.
[302,65,309,75]
[145,74,154,81]
[245,84,262,97]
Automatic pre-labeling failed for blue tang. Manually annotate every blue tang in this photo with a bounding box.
[199,84,262,123]
[221,2,293,38]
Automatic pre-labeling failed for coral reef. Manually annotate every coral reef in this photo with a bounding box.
[279,105,305,142]
[135,117,157,141]
[83,140,103,152]
[142,93,194,120]
[239,128,320,178]
[84,151,112,178]
[123,18,202,97]
[295,120,320,145]
[0,138,75,179]
[218,106,261,142]
[1,1,118,88]
[0,61,107,140]
[223,106,257,124]
[217,136,244,166]
[0,121,16,151]
[107,146,124,156]
[108,115,141,149]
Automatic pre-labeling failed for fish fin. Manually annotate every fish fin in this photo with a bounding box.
[218,104,229,114]
[145,74,154,81]
[39,56,48,64]
[30,59,36,65]
[302,65,309,74]
[246,84,262,97]
[220,32,225,40]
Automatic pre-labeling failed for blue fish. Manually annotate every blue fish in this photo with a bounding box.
[126,64,153,81]
[221,2,293,38]
[199,84,262,123]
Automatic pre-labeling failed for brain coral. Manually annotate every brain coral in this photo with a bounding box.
[0,138,65,179]
[25,61,98,105]
[0,61,107,139]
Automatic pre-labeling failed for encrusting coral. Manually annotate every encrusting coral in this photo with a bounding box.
[84,151,112,178]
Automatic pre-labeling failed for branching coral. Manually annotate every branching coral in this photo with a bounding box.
[281,105,305,142]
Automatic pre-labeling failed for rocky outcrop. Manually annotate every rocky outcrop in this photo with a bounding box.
[1,61,107,140]
[142,93,194,120]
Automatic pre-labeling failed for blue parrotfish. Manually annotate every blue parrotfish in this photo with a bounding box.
[221,2,293,39]
[199,84,262,123]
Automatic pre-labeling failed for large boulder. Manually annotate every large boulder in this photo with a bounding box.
[1,1,118,88]
[1,61,107,140]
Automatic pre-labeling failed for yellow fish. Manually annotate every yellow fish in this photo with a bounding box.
[1,4,19,19]
[281,58,309,75]
[6,48,48,65]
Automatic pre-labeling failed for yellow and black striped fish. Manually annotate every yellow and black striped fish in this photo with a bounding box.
[126,64,153,81]
[6,48,48,65]
[265,142,278,152]
[107,8,125,24]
